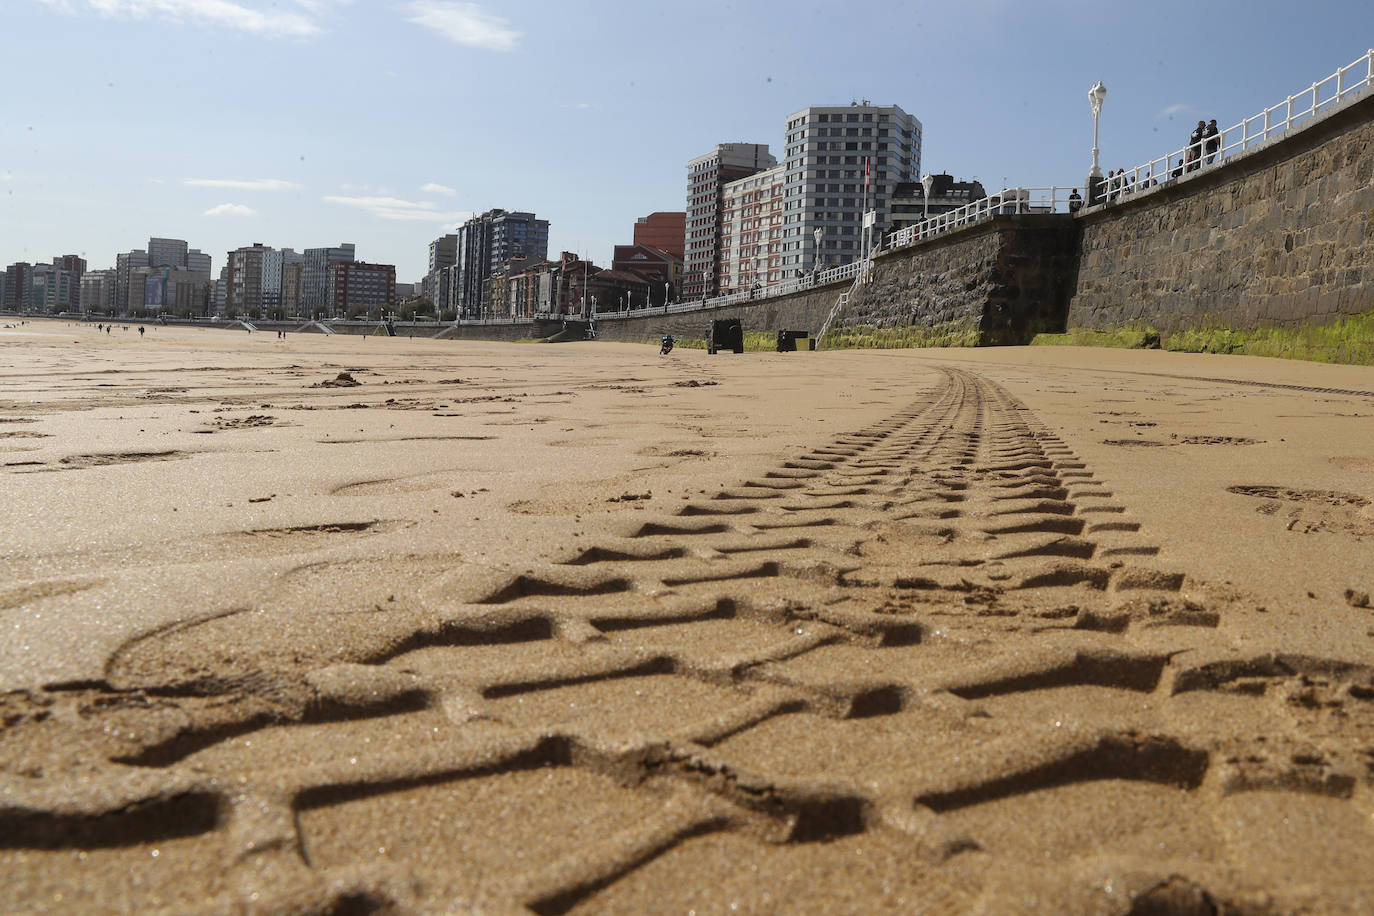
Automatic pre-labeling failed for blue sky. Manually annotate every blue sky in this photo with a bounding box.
[2,0,1371,282]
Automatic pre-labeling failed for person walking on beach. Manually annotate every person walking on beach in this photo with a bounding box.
[138,326,144,337]
[1204,119,1220,164]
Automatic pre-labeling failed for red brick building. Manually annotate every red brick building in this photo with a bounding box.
[327,260,395,316]
[632,212,685,259]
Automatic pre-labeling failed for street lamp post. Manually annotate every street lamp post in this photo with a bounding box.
[812,226,824,275]
[921,173,935,225]
[1088,80,1107,202]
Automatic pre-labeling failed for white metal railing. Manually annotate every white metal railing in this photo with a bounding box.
[590,258,872,322]
[1097,48,1374,208]
[885,186,1080,251]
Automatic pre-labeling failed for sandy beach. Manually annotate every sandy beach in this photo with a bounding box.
[3,320,1374,914]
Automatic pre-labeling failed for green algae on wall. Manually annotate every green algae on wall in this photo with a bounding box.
[1032,309,1374,366]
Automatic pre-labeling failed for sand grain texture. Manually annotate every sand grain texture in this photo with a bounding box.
[2,322,1374,914]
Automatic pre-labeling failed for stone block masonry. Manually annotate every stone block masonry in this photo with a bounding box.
[1067,89,1374,333]
[841,215,1080,345]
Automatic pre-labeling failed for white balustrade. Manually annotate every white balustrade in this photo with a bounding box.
[1094,48,1373,210]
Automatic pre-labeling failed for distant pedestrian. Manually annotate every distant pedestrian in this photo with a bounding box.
[1204,119,1220,163]
[1068,188,1083,213]
[1171,158,1185,179]
[1187,121,1205,172]
[138,326,144,337]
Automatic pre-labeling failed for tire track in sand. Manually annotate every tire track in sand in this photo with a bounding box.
[6,367,1374,914]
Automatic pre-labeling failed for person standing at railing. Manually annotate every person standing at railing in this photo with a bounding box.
[1187,121,1205,172]
[1171,158,1185,179]
[1204,119,1220,164]
[1068,188,1083,213]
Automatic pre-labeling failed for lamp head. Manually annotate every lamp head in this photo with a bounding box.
[1089,81,1107,115]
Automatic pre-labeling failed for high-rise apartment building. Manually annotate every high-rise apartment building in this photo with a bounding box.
[227,243,272,315]
[30,264,79,311]
[115,249,149,312]
[781,102,921,274]
[213,268,228,314]
[282,262,304,314]
[327,261,395,316]
[453,210,549,317]
[261,248,302,314]
[303,243,354,315]
[719,165,785,293]
[684,143,776,299]
[81,269,116,314]
[425,234,458,310]
[4,263,33,310]
[148,237,188,269]
[187,249,212,284]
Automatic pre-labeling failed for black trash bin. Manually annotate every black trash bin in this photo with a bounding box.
[708,319,744,355]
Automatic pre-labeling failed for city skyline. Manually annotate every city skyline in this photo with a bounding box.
[2,0,1371,281]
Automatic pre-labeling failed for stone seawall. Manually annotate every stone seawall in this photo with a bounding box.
[1067,90,1374,332]
[841,215,1079,344]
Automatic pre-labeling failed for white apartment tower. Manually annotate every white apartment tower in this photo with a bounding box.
[781,102,921,274]
[684,143,776,299]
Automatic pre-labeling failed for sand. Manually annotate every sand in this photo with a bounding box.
[2,319,1373,914]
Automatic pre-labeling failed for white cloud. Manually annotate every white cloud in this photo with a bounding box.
[184,177,302,191]
[1155,103,1190,120]
[402,1,520,51]
[324,194,468,222]
[37,0,323,37]
[204,202,256,217]
[420,182,456,196]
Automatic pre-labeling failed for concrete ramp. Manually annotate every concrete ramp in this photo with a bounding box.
[543,320,592,343]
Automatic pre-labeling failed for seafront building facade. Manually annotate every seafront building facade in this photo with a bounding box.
[148,237,188,270]
[425,234,458,311]
[718,164,785,294]
[326,260,395,316]
[226,243,272,315]
[781,102,922,274]
[80,269,115,313]
[303,243,355,316]
[684,143,776,299]
[452,210,549,318]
